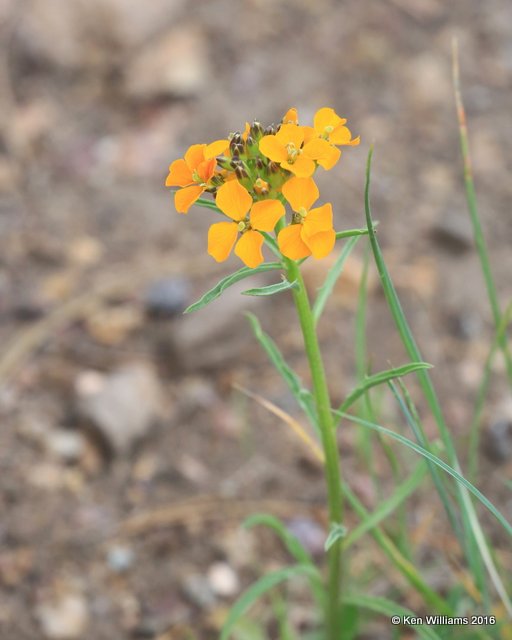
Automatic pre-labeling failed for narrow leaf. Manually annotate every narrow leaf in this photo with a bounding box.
[338,362,433,413]
[245,313,317,428]
[343,460,428,550]
[334,408,512,539]
[342,594,443,640]
[313,236,359,322]
[335,227,372,240]
[244,514,325,609]
[324,522,347,551]
[220,566,320,640]
[242,279,298,297]
[184,263,282,313]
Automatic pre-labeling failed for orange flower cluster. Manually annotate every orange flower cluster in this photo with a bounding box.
[166,108,359,268]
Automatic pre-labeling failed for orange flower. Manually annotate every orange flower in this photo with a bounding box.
[313,107,360,147]
[259,124,339,177]
[277,177,335,260]
[282,107,299,125]
[208,180,285,268]
[166,140,228,213]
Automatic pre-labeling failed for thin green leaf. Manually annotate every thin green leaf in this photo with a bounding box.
[244,514,316,568]
[341,594,443,640]
[334,408,512,539]
[242,279,298,297]
[452,41,512,385]
[313,236,359,323]
[343,460,428,550]
[324,522,347,551]
[364,147,495,608]
[184,263,282,313]
[335,227,372,240]
[220,566,320,640]
[245,313,317,428]
[342,482,452,615]
[193,196,222,212]
[338,362,433,413]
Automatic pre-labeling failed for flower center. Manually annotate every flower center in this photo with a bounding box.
[253,177,269,196]
[286,142,300,163]
[298,207,308,219]
[321,125,334,139]
[237,220,248,232]
[192,170,204,185]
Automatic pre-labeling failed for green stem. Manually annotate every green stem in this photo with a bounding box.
[284,258,343,640]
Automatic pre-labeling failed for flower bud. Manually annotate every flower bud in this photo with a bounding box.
[249,121,264,140]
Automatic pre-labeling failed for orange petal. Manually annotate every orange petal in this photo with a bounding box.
[303,203,333,236]
[234,230,265,268]
[275,123,304,149]
[242,122,251,141]
[184,144,206,170]
[196,157,216,183]
[259,135,288,163]
[215,180,253,221]
[283,155,316,178]
[175,185,204,213]
[303,229,336,259]
[205,139,229,158]
[208,221,238,262]
[303,138,341,170]
[281,176,319,212]
[329,125,358,146]
[166,159,194,187]
[302,125,317,144]
[313,107,346,135]
[249,199,285,232]
[282,107,299,124]
[277,224,311,260]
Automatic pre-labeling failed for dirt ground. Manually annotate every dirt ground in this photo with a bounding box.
[0,1,511,638]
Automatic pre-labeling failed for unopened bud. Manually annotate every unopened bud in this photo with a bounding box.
[253,177,269,196]
[250,121,264,140]
[235,164,249,180]
[264,125,276,136]
[255,157,265,170]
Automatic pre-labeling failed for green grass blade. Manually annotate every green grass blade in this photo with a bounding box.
[242,279,298,297]
[184,263,282,313]
[313,236,359,323]
[341,594,443,640]
[338,362,433,414]
[245,312,317,427]
[343,460,428,550]
[244,513,325,610]
[334,409,512,540]
[191,195,222,212]
[468,302,512,480]
[342,482,452,615]
[220,565,321,640]
[452,42,512,385]
[364,147,481,588]
[243,514,316,567]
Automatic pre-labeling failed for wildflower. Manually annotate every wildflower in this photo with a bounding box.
[313,107,360,147]
[277,177,335,260]
[282,107,299,125]
[208,180,285,268]
[166,140,228,213]
[259,123,339,177]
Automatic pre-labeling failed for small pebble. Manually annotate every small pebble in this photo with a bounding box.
[144,277,190,319]
[107,545,135,573]
[207,562,239,598]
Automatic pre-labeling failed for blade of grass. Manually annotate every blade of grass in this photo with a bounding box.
[468,302,512,481]
[341,594,443,640]
[244,315,317,428]
[364,146,504,611]
[313,235,360,323]
[333,409,512,541]
[452,40,512,386]
[342,459,428,550]
[220,565,321,640]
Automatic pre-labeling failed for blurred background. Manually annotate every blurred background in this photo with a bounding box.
[0,0,511,638]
